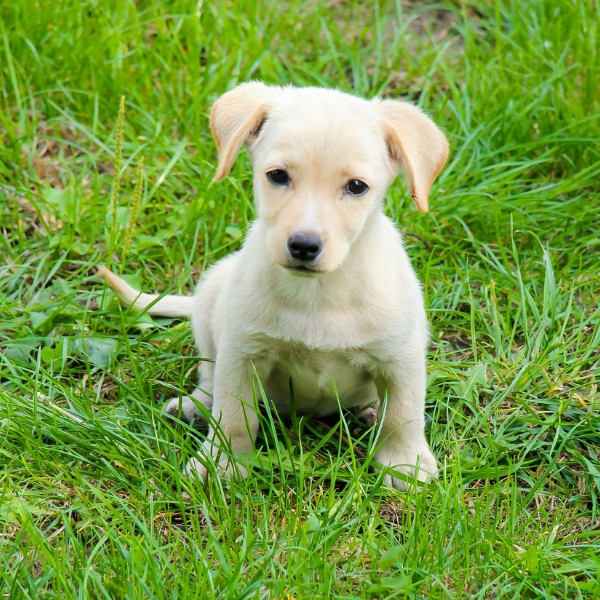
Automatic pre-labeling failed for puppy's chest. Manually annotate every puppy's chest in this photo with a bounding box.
[247,337,378,411]
[245,301,387,350]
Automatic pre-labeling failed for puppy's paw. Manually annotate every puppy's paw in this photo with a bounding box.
[183,451,249,482]
[184,456,209,479]
[164,396,203,423]
[375,443,437,490]
[356,405,378,426]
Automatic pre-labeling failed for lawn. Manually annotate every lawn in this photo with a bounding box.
[1,0,599,598]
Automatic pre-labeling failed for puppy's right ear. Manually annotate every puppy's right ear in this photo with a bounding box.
[210,82,278,181]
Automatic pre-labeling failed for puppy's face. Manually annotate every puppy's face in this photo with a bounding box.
[210,83,449,276]
[250,91,396,275]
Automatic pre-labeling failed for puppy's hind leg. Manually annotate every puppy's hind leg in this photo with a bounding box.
[356,403,379,427]
[355,383,380,426]
[165,359,214,423]
[164,269,221,424]
[164,258,231,426]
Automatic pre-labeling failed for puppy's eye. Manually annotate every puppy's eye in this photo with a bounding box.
[345,179,369,196]
[266,169,290,186]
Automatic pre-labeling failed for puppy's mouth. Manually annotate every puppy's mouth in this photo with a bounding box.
[282,263,323,276]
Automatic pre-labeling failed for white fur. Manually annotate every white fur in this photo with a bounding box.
[100,83,449,489]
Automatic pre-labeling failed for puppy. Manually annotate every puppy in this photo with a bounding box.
[100,82,448,489]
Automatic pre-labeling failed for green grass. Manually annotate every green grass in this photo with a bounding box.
[1,0,599,597]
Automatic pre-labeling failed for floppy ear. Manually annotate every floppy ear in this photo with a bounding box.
[378,100,449,212]
[210,82,279,181]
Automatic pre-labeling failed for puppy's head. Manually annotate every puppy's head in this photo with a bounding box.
[210,82,448,275]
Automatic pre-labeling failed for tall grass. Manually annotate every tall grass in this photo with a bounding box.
[1,1,599,598]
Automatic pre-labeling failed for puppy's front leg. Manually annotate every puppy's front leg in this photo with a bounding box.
[374,360,437,490]
[185,342,258,481]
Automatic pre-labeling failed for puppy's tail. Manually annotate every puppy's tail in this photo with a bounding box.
[97,266,193,318]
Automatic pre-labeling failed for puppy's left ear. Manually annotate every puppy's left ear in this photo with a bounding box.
[379,100,449,212]
[210,82,280,181]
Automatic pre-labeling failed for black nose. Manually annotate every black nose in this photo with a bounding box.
[287,233,323,262]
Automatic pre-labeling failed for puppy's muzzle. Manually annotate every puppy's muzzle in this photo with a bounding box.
[287,233,323,262]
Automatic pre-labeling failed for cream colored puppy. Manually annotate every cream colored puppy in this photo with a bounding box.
[100,82,448,489]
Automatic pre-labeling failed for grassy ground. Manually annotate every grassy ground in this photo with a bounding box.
[1,0,599,598]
